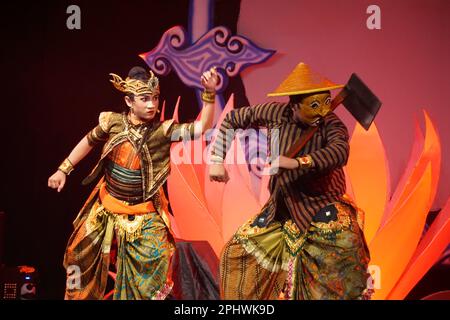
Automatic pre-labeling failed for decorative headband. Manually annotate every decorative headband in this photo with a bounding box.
[109,70,160,95]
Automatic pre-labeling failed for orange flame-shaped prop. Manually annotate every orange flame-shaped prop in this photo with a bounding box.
[166,96,448,299]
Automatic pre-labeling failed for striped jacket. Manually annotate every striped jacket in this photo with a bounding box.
[211,102,350,233]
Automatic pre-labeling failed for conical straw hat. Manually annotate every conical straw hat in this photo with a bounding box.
[267,62,344,97]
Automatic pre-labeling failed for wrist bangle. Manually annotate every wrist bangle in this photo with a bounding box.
[201,90,216,103]
[296,155,313,169]
[58,158,74,175]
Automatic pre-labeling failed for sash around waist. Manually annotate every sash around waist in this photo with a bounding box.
[99,182,155,215]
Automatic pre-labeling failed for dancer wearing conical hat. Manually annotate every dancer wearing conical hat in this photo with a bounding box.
[210,62,372,300]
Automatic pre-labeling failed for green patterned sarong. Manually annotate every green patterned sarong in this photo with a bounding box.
[63,192,174,300]
[220,201,372,300]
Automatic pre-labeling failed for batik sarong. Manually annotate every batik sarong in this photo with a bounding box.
[63,183,174,300]
[220,201,372,300]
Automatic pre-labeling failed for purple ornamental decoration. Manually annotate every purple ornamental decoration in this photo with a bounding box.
[140,25,275,94]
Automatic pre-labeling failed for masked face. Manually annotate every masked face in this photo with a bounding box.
[292,92,332,126]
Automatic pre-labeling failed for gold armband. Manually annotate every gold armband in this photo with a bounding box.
[58,158,74,175]
[201,90,216,103]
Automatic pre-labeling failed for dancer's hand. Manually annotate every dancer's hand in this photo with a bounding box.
[209,163,230,183]
[201,67,219,92]
[48,170,67,192]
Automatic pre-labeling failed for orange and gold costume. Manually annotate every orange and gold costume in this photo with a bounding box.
[63,112,195,299]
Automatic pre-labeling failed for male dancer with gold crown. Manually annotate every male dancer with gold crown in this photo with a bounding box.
[48,66,218,299]
[209,63,372,300]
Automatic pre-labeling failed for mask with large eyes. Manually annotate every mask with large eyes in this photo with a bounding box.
[291,91,332,126]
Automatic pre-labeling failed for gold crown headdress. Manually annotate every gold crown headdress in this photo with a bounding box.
[109,70,160,96]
